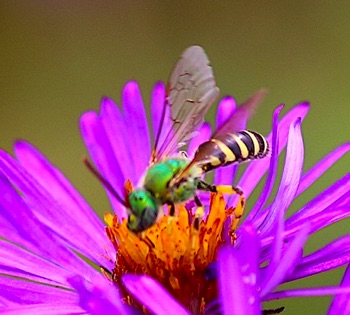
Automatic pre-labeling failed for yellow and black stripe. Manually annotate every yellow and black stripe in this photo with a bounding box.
[194,130,269,172]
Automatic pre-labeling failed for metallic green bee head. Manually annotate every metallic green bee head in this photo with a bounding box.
[127,189,160,233]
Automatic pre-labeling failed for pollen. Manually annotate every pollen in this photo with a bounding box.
[105,193,244,314]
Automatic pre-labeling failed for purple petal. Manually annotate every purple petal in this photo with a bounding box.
[260,223,310,297]
[151,81,171,154]
[297,143,350,196]
[100,97,136,183]
[214,94,269,204]
[258,118,305,288]
[264,286,350,301]
[214,162,238,188]
[69,275,130,315]
[80,110,126,215]
[0,304,85,314]
[213,99,240,186]
[0,236,106,290]
[122,81,151,176]
[0,170,103,281]
[122,275,190,315]
[187,122,211,157]
[214,90,267,136]
[218,225,261,315]
[287,173,350,225]
[234,224,261,314]
[14,141,114,268]
[0,239,74,287]
[259,117,304,235]
[260,181,286,290]
[211,97,238,187]
[244,104,283,223]
[293,206,350,237]
[261,206,350,253]
[216,96,236,129]
[238,102,309,198]
[0,168,48,252]
[328,264,350,314]
[338,190,350,208]
[0,170,55,253]
[0,277,77,307]
[287,235,350,281]
[219,247,252,315]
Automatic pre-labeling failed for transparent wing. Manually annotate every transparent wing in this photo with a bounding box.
[152,46,219,162]
[213,89,267,137]
[172,89,267,182]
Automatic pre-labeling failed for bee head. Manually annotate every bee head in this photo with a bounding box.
[127,189,159,233]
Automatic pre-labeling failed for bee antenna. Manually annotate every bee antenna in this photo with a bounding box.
[83,156,127,207]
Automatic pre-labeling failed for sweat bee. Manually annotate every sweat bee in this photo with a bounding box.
[86,46,269,232]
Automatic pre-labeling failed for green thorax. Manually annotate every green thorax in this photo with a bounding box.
[143,158,198,204]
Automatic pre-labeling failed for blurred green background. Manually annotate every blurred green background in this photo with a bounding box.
[1,1,349,314]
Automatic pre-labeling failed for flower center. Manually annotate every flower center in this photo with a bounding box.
[105,193,244,314]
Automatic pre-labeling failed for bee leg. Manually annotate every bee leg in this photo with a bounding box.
[193,195,204,230]
[100,266,113,281]
[197,180,245,238]
[197,180,243,196]
[169,203,175,216]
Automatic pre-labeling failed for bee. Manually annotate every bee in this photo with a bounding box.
[85,46,269,232]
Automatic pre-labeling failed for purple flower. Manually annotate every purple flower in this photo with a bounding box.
[0,77,349,314]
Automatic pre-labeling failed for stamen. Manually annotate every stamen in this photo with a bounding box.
[105,193,244,314]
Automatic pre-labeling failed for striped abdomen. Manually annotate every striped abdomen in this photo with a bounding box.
[194,130,269,173]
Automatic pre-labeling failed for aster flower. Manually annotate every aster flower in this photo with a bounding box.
[0,142,131,314]
[79,81,350,314]
[0,50,350,314]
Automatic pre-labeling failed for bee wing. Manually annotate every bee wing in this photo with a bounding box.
[213,89,267,137]
[171,90,267,184]
[152,46,219,162]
